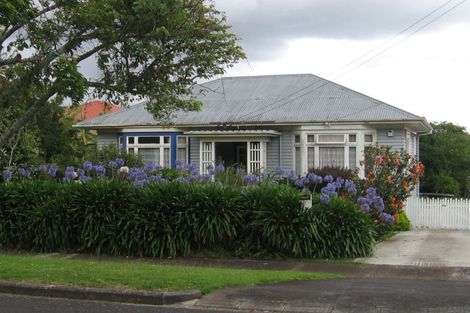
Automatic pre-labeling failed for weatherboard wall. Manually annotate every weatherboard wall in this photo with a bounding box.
[376,128,406,151]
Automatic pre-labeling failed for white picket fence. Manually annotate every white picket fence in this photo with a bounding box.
[405,197,470,230]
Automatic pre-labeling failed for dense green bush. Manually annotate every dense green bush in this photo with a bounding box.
[391,212,412,231]
[241,185,320,258]
[0,180,374,259]
[312,195,375,258]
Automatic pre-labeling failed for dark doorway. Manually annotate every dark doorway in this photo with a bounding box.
[215,142,247,167]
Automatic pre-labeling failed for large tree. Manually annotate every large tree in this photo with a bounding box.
[0,0,244,148]
[420,122,470,197]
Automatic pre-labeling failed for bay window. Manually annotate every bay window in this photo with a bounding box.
[127,135,171,168]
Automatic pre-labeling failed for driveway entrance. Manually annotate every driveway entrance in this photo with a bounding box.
[357,230,470,267]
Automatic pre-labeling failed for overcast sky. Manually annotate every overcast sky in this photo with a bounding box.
[214,0,470,130]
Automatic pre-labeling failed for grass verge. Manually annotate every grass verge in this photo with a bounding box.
[0,254,337,294]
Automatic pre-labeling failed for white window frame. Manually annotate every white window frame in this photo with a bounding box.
[200,141,215,174]
[127,135,172,168]
[247,141,265,174]
[176,136,188,164]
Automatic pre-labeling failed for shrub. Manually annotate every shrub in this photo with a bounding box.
[312,195,375,258]
[92,144,142,168]
[240,185,320,258]
[391,212,412,231]
[0,179,376,259]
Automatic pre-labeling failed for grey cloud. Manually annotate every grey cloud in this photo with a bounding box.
[216,0,470,60]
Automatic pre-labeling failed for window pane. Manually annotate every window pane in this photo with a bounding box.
[177,136,187,145]
[349,147,357,169]
[177,148,187,163]
[307,147,315,170]
[164,136,170,144]
[317,134,345,143]
[138,148,160,164]
[307,135,315,143]
[128,136,135,144]
[294,135,300,144]
[163,148,170,168]
[349,134,356,142]
[138,137,160,144]
[295,146,301,174]
[319,147,345,168]
[365,134,373,143]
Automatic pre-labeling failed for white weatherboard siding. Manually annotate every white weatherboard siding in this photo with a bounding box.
[377,128,406,151]
[266,136,281,172]
[280,131,294,170]
[97,132,118,149]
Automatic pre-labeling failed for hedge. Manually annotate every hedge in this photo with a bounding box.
[0,180,374,258]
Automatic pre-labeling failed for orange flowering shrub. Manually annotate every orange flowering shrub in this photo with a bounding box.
[361,146,424,217]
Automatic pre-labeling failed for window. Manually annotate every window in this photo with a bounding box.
[365,134,374,143]
[294,134,302,174]
[317,134,345,144]
[201,142,214,173]
[249,142,262,173]
[294,135,300,144]
[319,147,344,168]
[349,134,356,143]
[127,135,172,168]
[307,135,315,143]
[177,136,188,164]
[349,147,357,169]
[307,147,315,170]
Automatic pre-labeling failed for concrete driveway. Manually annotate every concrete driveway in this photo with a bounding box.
[357,229,470,267]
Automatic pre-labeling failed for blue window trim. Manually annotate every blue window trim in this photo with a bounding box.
[117,132,184,168]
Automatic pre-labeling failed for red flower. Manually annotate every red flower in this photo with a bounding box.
[393,214,399,221]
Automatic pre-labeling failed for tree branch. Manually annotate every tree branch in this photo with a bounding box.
[0,3,61,48]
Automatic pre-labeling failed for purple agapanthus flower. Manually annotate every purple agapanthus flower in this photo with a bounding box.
[115,158,125,167]
[243,174,259,185]
[324,175,334,183]
[320,193,330,204]
[48,164,58,177]
[335,177,345,187]
[82,161,93,172]
[149,175,167,183]
[38,165,48,173]
[357,197,372,212]
[206,164,215,175]
[345,180,357,195]
[175,160,185,171]
[108,160,118,169]
[64,166,76,182]
[2,169,12,182]
[94,165,106,177]
[128,168,147,181]
[185,163,198,174]
[144,161,156,172]
[17,167,31,177]
[307,172,322,184]
[133,180,147,187]
[236,168,246,175]
[215,164,225,175]
[176,177,190,184]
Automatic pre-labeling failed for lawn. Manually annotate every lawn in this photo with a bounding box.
[0,254,337,294]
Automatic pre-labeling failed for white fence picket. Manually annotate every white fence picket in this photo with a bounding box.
[404,197,470,230]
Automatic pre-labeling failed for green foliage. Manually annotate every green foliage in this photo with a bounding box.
[391,212,411,232]
[311,196,375,258]
[241,185,320,258]
[0,180,375,259]
[428,175,460,196]
[420,122,470,197]
[0,0,245,147]
[92,144,142,168]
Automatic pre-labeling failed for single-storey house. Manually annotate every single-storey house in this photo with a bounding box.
[75,74,432,177]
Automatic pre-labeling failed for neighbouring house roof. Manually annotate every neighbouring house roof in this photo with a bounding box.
[70,100,122,122]
[75,74,432,132]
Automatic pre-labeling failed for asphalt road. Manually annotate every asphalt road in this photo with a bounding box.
[3,278,470,313]
[194,278,470,313]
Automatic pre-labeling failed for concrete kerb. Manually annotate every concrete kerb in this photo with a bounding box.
[0,281,201,305]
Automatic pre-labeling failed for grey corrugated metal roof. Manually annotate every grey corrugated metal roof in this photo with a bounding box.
[76,73,429,129]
